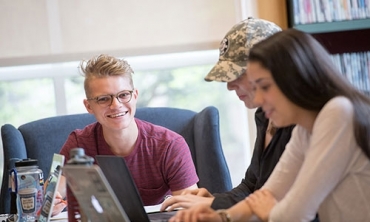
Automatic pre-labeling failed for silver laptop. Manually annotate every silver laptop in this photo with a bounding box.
[95,155,176,222]
[62,164,130,221]
[63,155,176,222]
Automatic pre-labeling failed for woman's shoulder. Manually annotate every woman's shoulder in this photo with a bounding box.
[312,96,354,134]
[321,96,353,117]
[327,96,352,106]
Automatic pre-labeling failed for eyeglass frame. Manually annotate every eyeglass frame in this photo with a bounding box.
[86,89,134,107]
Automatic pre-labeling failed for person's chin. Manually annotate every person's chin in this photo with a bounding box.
[243,101,257,109]
[271,119,290,128]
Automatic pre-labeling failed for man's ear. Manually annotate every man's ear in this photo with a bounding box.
[133,88,139,100]
[83,99,94,114]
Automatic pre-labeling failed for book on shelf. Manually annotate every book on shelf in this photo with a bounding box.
[330,51,370,94]
[291,0,370,25]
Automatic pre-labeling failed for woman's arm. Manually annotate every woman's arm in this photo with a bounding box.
[169,199,254,222]
[246,189,277,222]
[265,97,357,221]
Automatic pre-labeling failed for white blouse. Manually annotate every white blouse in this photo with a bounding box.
[264,96,370,222]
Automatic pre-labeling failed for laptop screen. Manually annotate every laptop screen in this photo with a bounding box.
[38,153,65,222]
[96,155,177,222]
[96,155,151,221]
[62,164,130,222]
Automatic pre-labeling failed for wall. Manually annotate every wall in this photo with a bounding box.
[245,0,287,154]
[257,0,288,29]
[0,0,237,67]
[0,0,289,194]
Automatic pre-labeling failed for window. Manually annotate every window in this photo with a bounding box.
[0,51,252,187]
[0,78,56,126]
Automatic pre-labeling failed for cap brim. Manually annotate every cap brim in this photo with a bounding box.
[204,60,246,82]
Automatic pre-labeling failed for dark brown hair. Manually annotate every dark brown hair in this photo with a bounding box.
[249,28,370,159]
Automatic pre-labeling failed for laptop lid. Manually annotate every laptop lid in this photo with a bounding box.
[95,155,151,221]
[95,155,176,222]
[62,164,130,222]
[38,153,65,222]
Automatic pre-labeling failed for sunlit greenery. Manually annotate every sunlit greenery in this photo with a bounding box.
[0,79,56,127]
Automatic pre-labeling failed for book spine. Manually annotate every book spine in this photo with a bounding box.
[332,0,341,20]
[362,0,367,18]
[367,52,370,93]
[351,0,359,19]
[305,0,313,23]
[310,0,318,22]
[293,0,301,24]
[344,0,353,19]
[299,0,307,23]
[322,0,333,21]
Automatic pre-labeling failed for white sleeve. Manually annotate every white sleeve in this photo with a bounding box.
[263,126,305,201]
[266,97,357,222]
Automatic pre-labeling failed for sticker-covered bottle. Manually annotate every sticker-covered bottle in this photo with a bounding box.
[11,159,44,222]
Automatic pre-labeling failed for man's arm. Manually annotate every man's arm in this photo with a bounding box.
[51,175,67,216]
[161,133,261,211]
[211,124,294,210]
[171,184,198,196]
[211,168,256,209]
[57,175,67,198]
[161,187,214,211]
[164,136,199,193]
[161,168,257,212]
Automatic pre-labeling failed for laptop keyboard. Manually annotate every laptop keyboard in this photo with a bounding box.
[148,211,176,222]
[0,214,9,222]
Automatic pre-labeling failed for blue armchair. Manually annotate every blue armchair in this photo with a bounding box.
[0,106,232,213]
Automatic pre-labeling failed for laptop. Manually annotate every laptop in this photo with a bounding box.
[62,156,176,222]
[37,153,65,222]
[62,164,131,221]
[95,155,176,222]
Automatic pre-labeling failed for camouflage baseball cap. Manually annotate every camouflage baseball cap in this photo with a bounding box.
[205,17,281,82]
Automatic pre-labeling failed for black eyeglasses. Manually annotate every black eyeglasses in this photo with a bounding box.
[87,90,134,107]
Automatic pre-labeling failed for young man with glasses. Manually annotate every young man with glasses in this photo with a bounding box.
[55,54,198,215]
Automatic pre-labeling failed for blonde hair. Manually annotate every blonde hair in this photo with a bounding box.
[80,54,134,97]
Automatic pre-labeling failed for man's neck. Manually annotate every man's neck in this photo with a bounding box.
[102,121,139,157]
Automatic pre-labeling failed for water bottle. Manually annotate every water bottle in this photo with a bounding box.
[10,159,44,222]
[66,148,94,222]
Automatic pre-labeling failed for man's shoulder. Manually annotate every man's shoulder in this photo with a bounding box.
[135,118,182,137]
[62,122,100,149]
[71,121,100,137]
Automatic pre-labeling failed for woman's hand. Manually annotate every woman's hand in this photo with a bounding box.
[246,189,276,222]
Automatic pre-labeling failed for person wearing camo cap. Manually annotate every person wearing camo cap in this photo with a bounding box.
[161,17,296,213]
[167,19,323,222]
[204,17,281,83]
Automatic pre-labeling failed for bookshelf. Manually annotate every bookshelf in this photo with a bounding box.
[286,0,370,94]
[292,19,370,33]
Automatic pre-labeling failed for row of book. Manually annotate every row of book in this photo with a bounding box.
[292,0,370,25]
[331,51,370,93]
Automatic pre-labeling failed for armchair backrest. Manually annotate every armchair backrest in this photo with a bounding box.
[1,106,232,213]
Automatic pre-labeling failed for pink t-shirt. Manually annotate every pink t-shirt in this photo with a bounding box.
[60,118,199,205]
